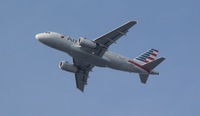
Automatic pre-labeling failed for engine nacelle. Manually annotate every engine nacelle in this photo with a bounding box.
[79,37,96,48]
[59,61,78,73]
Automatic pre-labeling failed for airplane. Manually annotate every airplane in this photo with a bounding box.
[35,21,165,92]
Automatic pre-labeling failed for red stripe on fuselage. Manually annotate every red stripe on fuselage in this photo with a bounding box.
[128,60,150,72]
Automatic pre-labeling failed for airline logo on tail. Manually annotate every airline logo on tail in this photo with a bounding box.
[135,49,159,64]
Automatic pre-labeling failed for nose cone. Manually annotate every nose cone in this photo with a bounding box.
[35,33,43,41]
[35,33,48,44]
[35,32,54,47]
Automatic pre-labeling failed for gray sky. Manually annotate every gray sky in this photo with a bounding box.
[0,0,199,116]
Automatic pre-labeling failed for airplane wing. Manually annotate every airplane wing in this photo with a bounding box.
[73,58,94,92]
[73,21,137,91]
[94,21,137,50]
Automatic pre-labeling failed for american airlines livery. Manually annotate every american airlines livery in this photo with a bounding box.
[36,21,165,92]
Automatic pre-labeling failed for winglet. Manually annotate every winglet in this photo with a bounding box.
[129,20,138,24]
[128,20,137,26]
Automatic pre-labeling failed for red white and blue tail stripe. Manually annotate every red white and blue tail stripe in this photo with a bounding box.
[134,49,159,65]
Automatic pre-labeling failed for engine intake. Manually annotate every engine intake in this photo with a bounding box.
[59,61,78,73]
[79,37,96,48]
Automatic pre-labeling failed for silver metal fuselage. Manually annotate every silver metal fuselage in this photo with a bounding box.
[36,32,146,74]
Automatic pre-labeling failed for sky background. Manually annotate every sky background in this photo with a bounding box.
[0,0,200,116]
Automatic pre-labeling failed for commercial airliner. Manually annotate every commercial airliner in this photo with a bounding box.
[36,21,165,92]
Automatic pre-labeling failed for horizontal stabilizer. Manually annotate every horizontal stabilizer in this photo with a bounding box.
[143,57,165,70]
[139,74,149,84]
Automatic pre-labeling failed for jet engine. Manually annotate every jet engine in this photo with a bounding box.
[59,61,78,73]
[79,37,96,48]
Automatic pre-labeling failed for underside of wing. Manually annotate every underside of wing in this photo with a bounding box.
[73,58,94,92]
[94,21,137,48]
[75,72,89,92]
[76,21,137,58]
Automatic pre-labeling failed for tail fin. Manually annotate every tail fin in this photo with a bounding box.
[134,48,159,65]
[135,49,165,84]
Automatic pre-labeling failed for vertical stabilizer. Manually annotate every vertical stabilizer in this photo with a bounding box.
[134,49,159,65]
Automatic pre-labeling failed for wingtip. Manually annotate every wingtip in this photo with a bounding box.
[129,20,138,24]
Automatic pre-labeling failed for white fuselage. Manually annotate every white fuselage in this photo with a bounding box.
[36,32,147,74]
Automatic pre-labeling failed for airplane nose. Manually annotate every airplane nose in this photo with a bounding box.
[35,33,50,45]
[35,33,42,41]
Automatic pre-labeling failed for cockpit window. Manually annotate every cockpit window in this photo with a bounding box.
[45,32,51,34]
